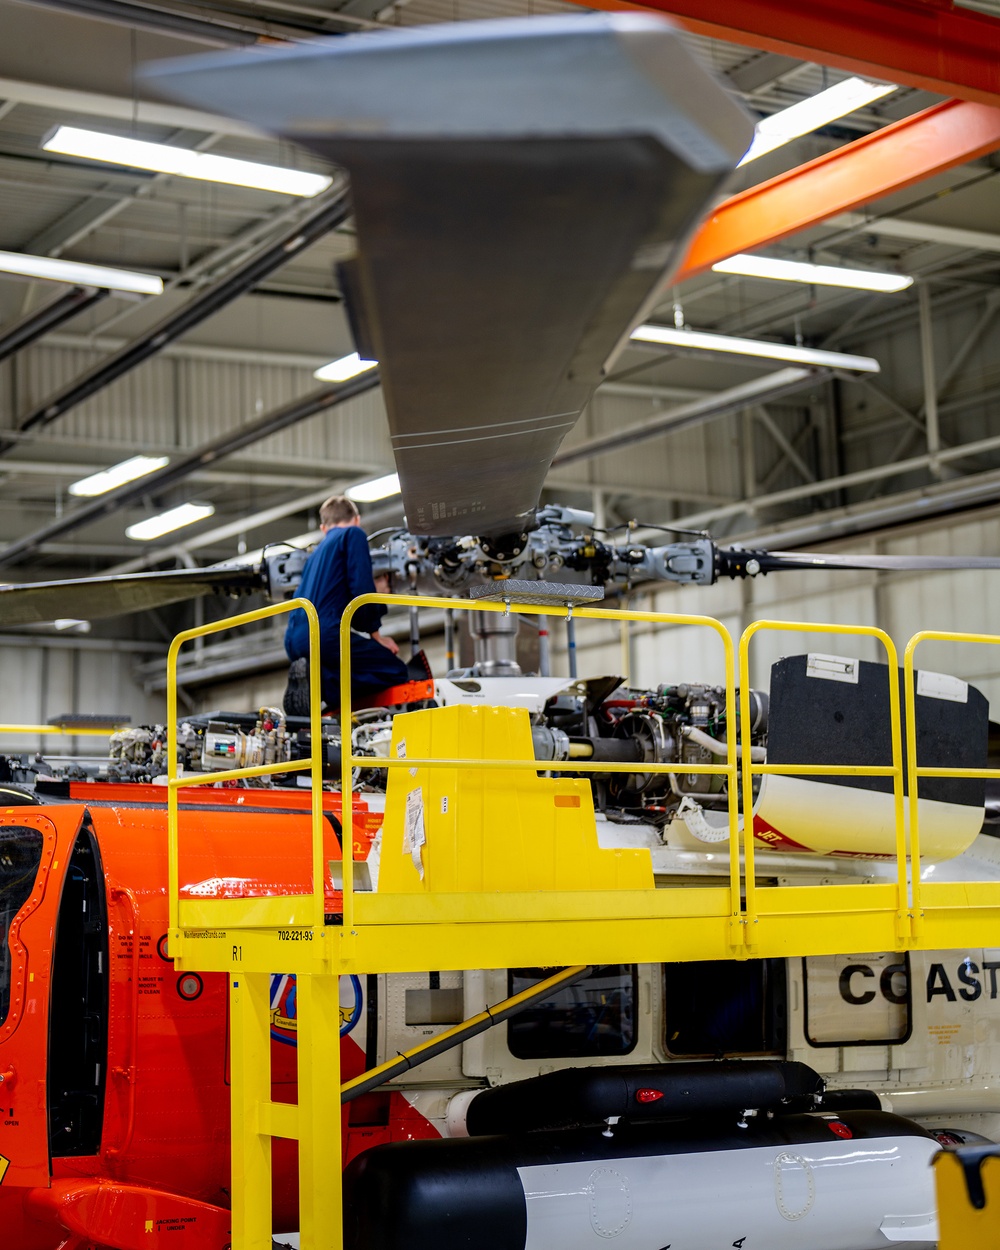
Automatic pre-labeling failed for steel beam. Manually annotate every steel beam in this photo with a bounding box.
[0,287,108,363]
[676,100,1000,282]
[7,184,351,449]
[753,405,815,485]
[671,427,1000,537]
[572,0,1000,106]
[829,213,1000,256]
[552,367,821,467]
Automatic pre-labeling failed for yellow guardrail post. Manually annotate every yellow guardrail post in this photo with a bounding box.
[166,596,325,1250]
[902,640,923,939]
[167,597,324,938]
[739,621,906,946]
[904,629,1000,942]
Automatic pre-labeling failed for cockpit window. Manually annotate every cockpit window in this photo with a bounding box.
[0,826,43,1027]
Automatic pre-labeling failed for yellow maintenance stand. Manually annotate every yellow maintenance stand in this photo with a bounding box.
[162,593,1000,1250]
[935,1146,1000,1250]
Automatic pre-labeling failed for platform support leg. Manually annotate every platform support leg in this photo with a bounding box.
[230,971,273,1250]
[297,974,344,1250]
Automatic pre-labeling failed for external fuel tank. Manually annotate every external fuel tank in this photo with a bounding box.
[344,1109,938,1250]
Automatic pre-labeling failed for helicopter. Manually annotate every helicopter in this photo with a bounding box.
[2,13,1000,1250]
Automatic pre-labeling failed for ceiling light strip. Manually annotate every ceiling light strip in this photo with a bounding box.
[631,324,880,372]
[346,472,400,502]
[0,249,163,295]
[126,503,215,541]
[712,253,912,292]
[44,126,332,198]
[314,352,379,382]
[739,77,897,166]
[70,455,171,498]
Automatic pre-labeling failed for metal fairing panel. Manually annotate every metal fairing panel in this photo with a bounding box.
[753,655,990,860]
[767,656,989,807]
[146,16,754,537]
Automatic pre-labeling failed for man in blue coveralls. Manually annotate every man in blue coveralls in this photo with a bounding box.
[283,494,408,714]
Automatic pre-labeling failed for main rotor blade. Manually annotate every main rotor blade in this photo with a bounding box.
[0,565,264,628]
[760,551,1000,573]
[147,15,753,539]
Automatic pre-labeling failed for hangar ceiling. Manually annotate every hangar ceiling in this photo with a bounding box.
[1,0,1000,652]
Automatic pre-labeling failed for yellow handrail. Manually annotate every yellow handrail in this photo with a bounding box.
[159,595,1000,955]
[339,593,740,935]
[904,629,1000,932]
[739,621,905,936]
[166,597,325,938]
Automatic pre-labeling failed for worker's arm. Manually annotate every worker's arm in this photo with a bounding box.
[344,525,385,635]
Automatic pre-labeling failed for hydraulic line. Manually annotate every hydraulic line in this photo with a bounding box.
[683,724,766,762]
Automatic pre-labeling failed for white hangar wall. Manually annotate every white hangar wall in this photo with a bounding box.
[0,635,166,755]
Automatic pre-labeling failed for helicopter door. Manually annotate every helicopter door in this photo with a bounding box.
[47,818,108,1158]
[0,810,72,1187]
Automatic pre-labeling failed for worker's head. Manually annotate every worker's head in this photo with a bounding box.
[319,495,360,532]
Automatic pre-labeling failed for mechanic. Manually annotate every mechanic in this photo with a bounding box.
[283,494,408,714]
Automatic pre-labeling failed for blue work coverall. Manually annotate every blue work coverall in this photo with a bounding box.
[284,525,408,704]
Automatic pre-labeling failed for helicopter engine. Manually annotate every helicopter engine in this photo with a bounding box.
[529,681,768,827]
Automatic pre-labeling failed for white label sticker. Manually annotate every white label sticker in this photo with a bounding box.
[396,738,406,759]
[441,796,449,815]
[404,786,425,879]
[917,669,968,703]
[806,653,859,684]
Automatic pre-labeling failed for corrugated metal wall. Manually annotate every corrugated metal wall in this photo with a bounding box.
[0,638,166,753]
[10,343,395,470]
[559,390,745,504]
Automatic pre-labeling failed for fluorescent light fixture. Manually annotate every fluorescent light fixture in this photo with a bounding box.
[69,454,170,498]
[53,619,91,633]
[631,324,880,373]
[126,502,215,541]
[713,253,913,292]
[314,352,379,383]
[740,77,897,166]
[346,472,400,503]
[0,249,163,295]
[44,126,332,198]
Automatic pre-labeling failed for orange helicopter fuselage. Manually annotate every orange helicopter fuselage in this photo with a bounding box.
[0,786,428,1250]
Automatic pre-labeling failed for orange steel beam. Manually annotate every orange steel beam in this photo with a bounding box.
[573,0,1000,107]
[675,98,1000,282]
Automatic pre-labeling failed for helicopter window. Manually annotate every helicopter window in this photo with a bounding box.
[662,959,787,1057]
[0,825,43,1028]
[48,825,109,1157]
[506,965,638,1059]
[803,954,911,1047]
